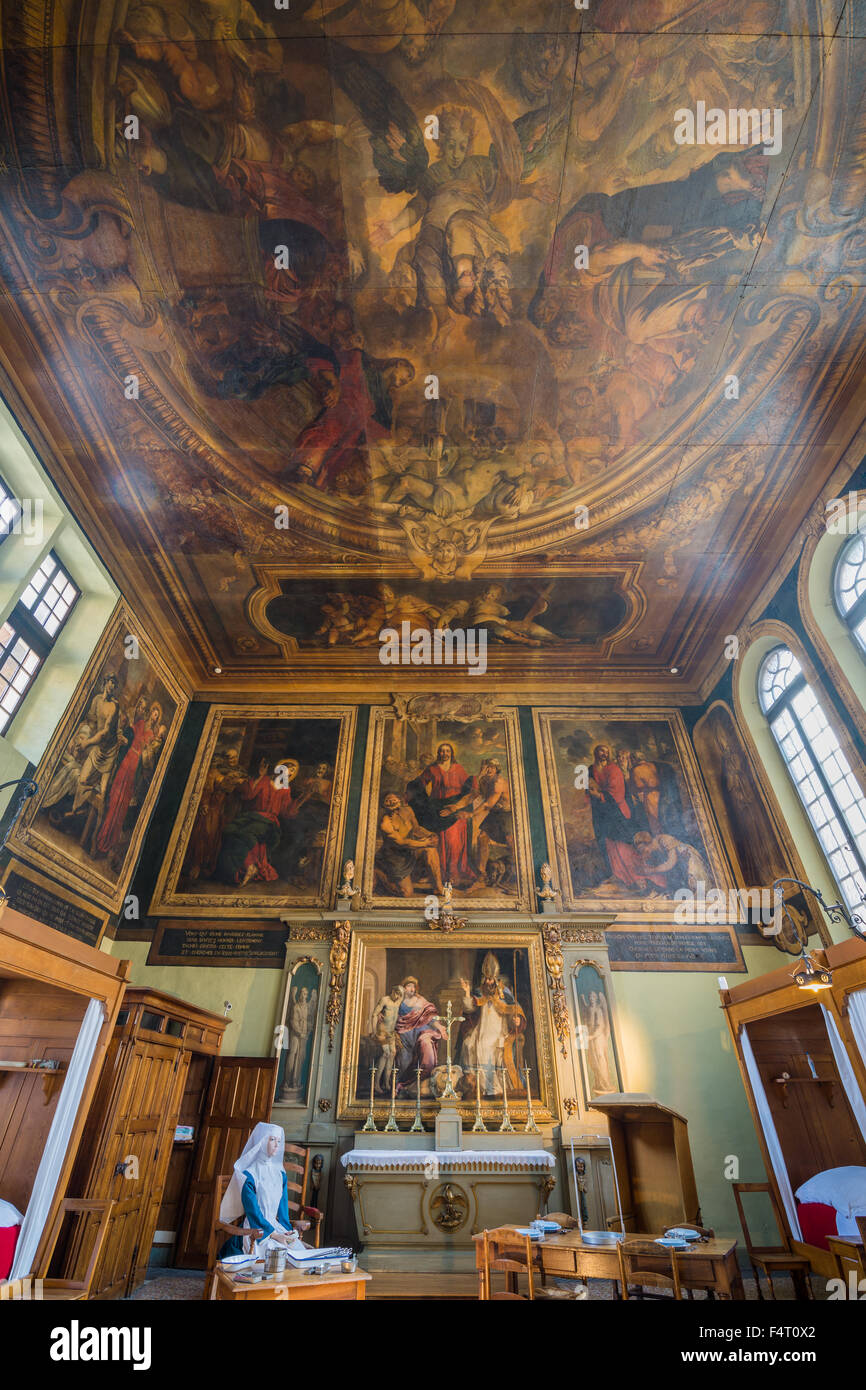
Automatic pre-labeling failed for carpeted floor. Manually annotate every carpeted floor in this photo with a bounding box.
[127,1267,822,1301]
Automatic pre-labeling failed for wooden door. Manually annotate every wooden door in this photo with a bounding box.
[129,1046,190,1293]
[174,1056,278,1268]
[75,1036,186,1299]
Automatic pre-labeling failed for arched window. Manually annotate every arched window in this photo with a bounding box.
[758,645,866,913]
[833,527,866,656]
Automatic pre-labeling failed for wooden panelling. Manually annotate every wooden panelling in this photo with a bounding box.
[174,1056,277,1269]
[746,1005,866,1192]
[721,939,866,1275]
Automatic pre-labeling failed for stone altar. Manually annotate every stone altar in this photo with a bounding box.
[341,1132,556,1271]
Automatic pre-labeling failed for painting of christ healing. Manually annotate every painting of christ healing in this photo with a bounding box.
[356,707,533,910]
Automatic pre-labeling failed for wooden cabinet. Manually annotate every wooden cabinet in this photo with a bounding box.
[0,908,128,1276]
[589,1093,701,1231]
[721,937,866,1277]
[65,988,228,1299]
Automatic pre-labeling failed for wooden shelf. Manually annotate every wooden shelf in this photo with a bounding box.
[0,1060,66,1102]
[773,1075,835,1108]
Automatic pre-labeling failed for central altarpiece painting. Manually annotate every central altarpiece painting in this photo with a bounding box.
[338,930,558,1126]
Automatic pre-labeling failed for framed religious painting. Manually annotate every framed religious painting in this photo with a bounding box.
[692,700,825,952]
[355,705,533,911]
[273,955,323,1108]
[336,929,559,1125]
[7,601,187,913]
[571,960,623,1107]
[532,708,728,915]
[149,704,356,916]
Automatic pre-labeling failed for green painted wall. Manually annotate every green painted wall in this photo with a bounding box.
[610,949,777,1241]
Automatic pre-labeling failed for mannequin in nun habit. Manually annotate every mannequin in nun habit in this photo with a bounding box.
[219,1122,299,1259]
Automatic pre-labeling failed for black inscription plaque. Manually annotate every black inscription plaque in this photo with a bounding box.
[148,921,288,967]
[606,930,743,970]
[4,870,104,946]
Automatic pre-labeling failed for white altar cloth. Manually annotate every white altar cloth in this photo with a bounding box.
[341,1149,555,1172]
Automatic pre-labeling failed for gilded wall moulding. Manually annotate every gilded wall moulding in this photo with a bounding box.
[541,922,570,1059]
[326,920,352,1053]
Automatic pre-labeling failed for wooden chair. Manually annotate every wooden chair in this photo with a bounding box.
[545,1210,579,1230]
[671,1222,715,1299]
[284,1144,323,1247]
[617,1238,683,1300]
[28,1198,115,1300]
[827,1234,866,1286]
[732,1182,813,1300]
[478,1227,536,1300]
[204,1173,265,1300]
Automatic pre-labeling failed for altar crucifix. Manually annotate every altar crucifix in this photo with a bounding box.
[433,999,465,1100]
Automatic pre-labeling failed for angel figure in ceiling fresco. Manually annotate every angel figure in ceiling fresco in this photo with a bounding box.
[336,50,553,339]
[530,149,768,409]
[467,583,558,646]
[320,0,457,64]
[116,6,365,288]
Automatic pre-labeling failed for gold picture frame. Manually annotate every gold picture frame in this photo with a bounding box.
[149,703,356,916]
[336,927,560,1125]
[355,705,533,911]
[7,601,187,914]
[533,708,729,914]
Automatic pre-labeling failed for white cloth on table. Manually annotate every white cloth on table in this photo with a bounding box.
[340,1148,555,1170]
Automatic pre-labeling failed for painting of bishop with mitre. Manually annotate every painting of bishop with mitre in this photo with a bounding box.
[459,951,527,1098]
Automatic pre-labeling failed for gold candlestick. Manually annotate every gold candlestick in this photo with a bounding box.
[384,1065,400,1132]
[471,1067,488,1133]
[523,1065,540,1134]
[498,1066,515,1133]
[409,1064,425,1132]
[433,998,465,1101]
[361,1065,378,1132]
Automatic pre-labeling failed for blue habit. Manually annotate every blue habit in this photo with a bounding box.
[219,1169,292,1257]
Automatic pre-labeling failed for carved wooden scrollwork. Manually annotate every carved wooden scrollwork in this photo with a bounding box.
[326,920,352,1052]
[542,922,569,1058]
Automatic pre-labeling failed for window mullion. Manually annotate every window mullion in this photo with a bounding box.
[784,692,866,885]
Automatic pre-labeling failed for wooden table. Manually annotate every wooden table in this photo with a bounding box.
[214,1266,371,1301]
[474,1231,745,1300]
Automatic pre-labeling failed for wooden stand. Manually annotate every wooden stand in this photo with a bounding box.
[588,1093,701,1231]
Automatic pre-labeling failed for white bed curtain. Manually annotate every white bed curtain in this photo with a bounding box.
[741,1027,802,1240]
[847,988,866,1076]
[10,998,105,1279]
[820,1002,866,1142]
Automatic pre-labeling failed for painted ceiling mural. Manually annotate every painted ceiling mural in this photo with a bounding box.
[0,1,864,686]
